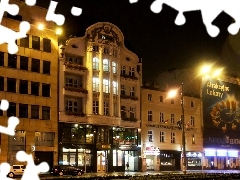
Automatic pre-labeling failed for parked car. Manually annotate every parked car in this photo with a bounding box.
[50,165,84,176]
[7,165,26,178]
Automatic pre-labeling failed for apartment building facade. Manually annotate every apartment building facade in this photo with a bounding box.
[141,85,202,171]
[58,22,142,173]
[0,0,58,167]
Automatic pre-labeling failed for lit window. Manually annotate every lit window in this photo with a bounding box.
[112,62,117,73]
[113,81,117,95]
[148,130,153,142]
[93,57,99,70]
[103,79,109,93]
[93,77,99,92]
[103,59,109,72]
[192,134,195,144]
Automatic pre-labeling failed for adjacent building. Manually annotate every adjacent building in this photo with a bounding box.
[58,22,142,173]
[141,84,202,171]
[0,0,59,167]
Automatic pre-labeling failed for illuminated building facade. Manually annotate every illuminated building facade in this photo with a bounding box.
[0,0,59,167]
[141,84,202,171]
[58,22,142,172]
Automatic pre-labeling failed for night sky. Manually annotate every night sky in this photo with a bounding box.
[36,0,240,82]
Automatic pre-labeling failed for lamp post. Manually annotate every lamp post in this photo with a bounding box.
[181,83,187,174]
[168,83,186,174]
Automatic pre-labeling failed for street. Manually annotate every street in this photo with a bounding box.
[13,170,240,180]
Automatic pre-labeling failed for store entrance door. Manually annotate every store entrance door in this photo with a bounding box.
[97,151,106,172]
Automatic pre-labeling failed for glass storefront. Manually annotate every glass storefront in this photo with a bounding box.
[62,148,92,166]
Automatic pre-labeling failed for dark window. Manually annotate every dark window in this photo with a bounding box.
[0,76,4,91]
[31,82,39,96]
[31,105,39,119]
[43,38,51,53]
[7,102,16,117]
[92,46,98,52]
[19,104,28,118]
[8,54,17,68]
[42,106,50,120]
[0,52,4,66]
[20,34,29,48]
[19,80,28,94]
[42,83,50,97]
[31,58,40,73]
[6,13,22,21]
[20,56,28,70]
[7,78,16,93]
[121,106,126,118]
[0,109,2,116]
[43,61,50,74]
[32,36,40,50]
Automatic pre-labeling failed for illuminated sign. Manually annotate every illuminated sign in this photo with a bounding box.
[144,146,160,155]
[205,149,216,156]
[217,150,227,156]
[228,150,238,157]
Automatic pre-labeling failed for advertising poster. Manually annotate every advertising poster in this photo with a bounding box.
[202,77,240,148]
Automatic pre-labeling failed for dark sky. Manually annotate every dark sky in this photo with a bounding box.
[37,0,240,82]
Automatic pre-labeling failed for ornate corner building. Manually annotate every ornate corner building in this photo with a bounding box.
[58,22,142,172]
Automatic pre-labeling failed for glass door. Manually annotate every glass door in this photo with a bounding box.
[97,151,106,172]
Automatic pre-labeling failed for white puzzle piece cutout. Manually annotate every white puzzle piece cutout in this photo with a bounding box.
[0,163,14,180]
[16,151,49,180]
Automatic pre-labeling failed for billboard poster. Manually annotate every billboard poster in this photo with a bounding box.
[202,77,240,149]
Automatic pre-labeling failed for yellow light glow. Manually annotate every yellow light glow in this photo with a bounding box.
[200,65,212,75]
[168,89,178,98]
[212,68,223,78]
[37,23,44,30]
[56,28,62,35]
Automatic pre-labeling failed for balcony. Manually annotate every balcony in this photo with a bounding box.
[120,74,138,81]
[121,118,140,128]
[59,111,87,123]
[63,86,88,97]
[63,61,88,75]
[120,95,138,101]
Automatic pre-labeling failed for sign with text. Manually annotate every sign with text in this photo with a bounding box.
[202,77,240,148]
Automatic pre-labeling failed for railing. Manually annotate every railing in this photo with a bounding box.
[64,86,88,94]
[120,95,138,101]
[64,61,88,71]
[65,111,86,117]
[120,74,138,80]
[122,117,138,122]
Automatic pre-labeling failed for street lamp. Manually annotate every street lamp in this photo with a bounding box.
[168,83,186,174]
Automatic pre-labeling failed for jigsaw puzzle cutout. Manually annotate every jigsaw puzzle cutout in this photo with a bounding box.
[0,99,19,136]
[130,0,240,37]
[16,151,49,180]
[0,163,13,180]
[46,0,82,26]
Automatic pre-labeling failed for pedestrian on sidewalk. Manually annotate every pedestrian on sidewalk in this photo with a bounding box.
[126,162,129,171]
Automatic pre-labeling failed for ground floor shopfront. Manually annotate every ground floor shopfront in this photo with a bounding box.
[143,148,203,171]
[203,148,240,170]
[58,123,141,172]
